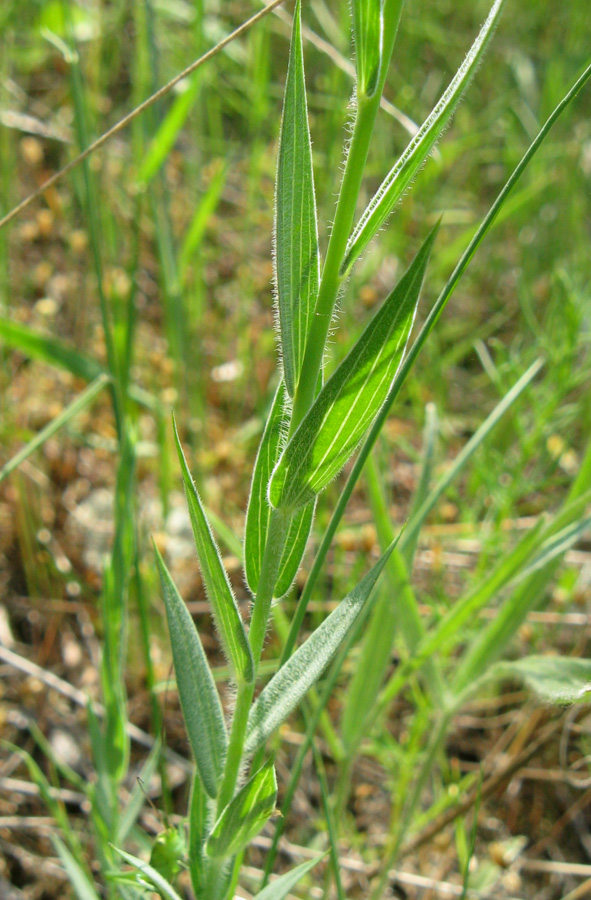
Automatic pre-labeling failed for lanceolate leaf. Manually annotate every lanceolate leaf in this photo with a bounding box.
[154,544,227,798]
[173,418,254,685]
[206,760,277,859]
[244,382,315,597]
[343,0,506,273]
[269,227,437,513]
[352,0,383,97]
[275,0,320,398]
[244,544,394,756]
[254,855,327,900]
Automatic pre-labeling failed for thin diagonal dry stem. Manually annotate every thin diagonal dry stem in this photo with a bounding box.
[0,0,284,232]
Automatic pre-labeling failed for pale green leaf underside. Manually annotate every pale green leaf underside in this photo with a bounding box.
[352,0,382,97]
[154,544,227,798]
[269,227,437,513]
[488,656,591,705]
[244,544,394,756]
[244,382,315,597]
[173,418,254,685]
[253,854,327,900]
[275,0,320,398]
[343,0,506,273]
[206,760,277,859]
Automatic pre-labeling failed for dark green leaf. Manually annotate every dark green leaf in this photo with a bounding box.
[352,0,382,97]
[206,760,277,859]
[270,227,437,513]
[275,0,319,398]
[244,382,314,597]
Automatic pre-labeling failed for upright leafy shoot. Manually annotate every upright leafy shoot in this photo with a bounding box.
[275,0,319,398]
[270,226,437,512]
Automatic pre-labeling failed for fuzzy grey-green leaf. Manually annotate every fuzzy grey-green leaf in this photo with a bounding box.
[487,656,591,705]
[245,544,394,756]
[269,227,437,513]
[154,544,227,798]
[275,0,319,398]
[206,760,277,859]
[173,418,254,685]
[244,381,314,598]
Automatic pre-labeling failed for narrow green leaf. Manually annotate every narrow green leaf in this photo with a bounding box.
[111,845,185,900]
[270,227,437,513]
[0,374,110,483]
[173,418,254,685]
[483,656,591,705]
[137,74,201,186]
[206,760,277,859]
[53,837,101,900]
[0,315,103,381]
[275,0,320,398]
[352,0,382,97]
[343,0,506,273]
[254,854,326,900]
[245,544,395,756]
[244,382,314,597]
[154,543,227,798]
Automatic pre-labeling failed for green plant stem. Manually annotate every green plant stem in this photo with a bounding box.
[289,92,382,433]
[249,509,290,667]
[216,680,253,815]
[216,510,290,815]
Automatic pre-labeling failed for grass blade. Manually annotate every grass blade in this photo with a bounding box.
[343,0,506,273]
[206,759,277,859]
[270,226,437,513]
[244,382,314,597]
[0,316,103,381]
[254,854,326,900]
[52,837,101,900]
[275,0,320,398]
[0,374,110,483]
[154,543,227,798]
[173,417,254,686]
[399,359,543,555]
[244,543,395,756]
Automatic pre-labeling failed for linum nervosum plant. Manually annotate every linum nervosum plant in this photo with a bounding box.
[141,2,591,897]
[5,1,591,899]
